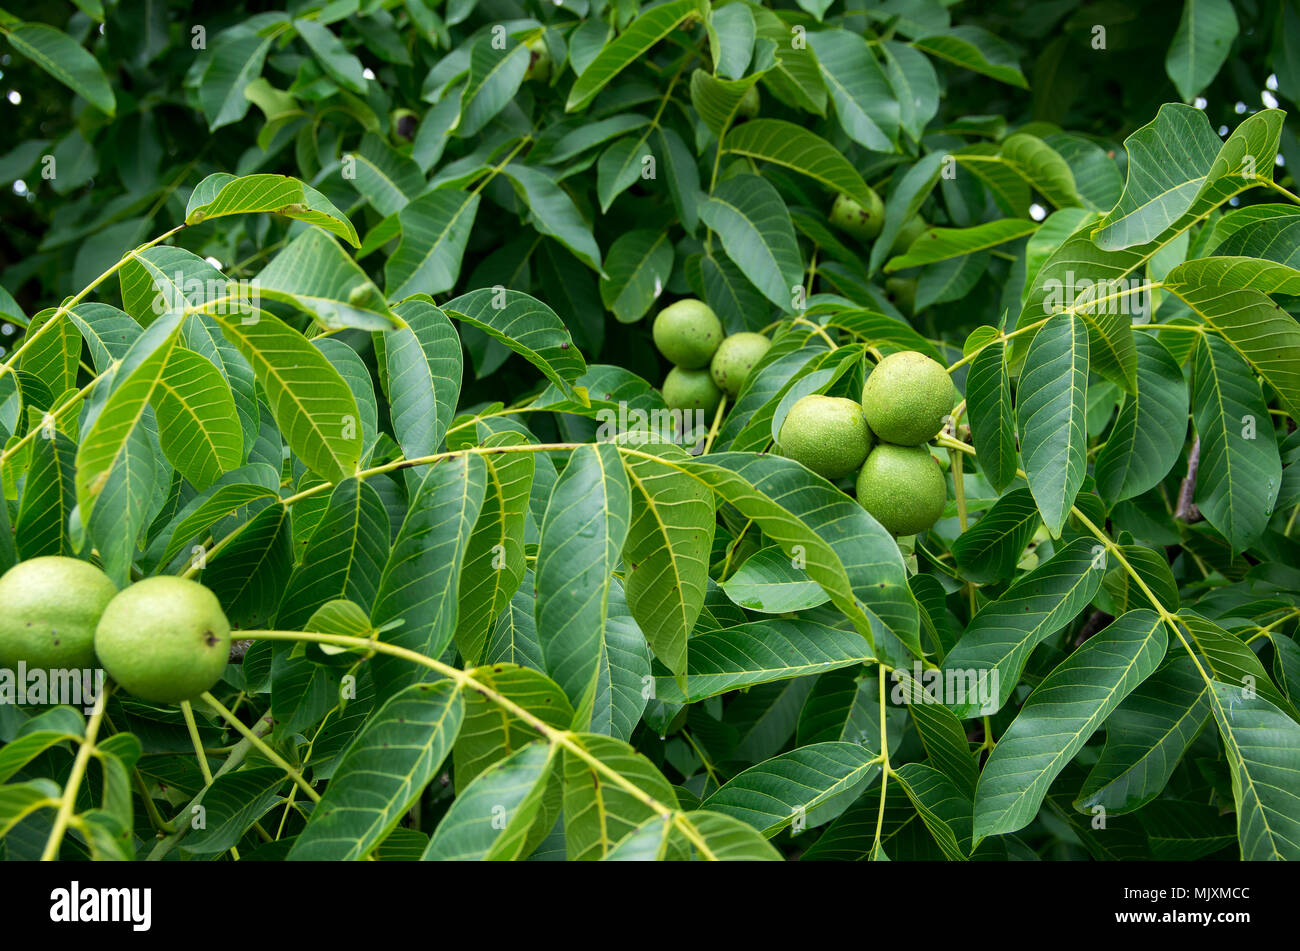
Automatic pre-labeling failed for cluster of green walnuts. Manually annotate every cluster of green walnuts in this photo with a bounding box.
[780,352,955,537]
[650,298,956,539]
[653,298,772,414]
[0,557,231,704]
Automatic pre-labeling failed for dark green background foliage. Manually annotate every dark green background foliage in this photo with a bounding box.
[0,0,1299,861]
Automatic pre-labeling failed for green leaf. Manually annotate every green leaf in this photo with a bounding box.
[565,0,701,112]
[676,452,918,661]
[1165,0,1239,102]
[1075,655,1211,814]
[424,741,560,860]
[561,733,678,860]
[203,502,292,628]
[536,443,631,722]
[158,472,278,567]
[1191,332,1282,551]
[702,741,880,836]
[369,455,486,697]
[804,29,897,152]
[752,7,827,115]
[540,115,651,165]
[452,664,573,791]
[605,810,782,860]
[18,310,79,397]
[1016,312,1088,537]
[1091,103,1225,251]
[868,151,945,275]
[185,173,359,247]
[595,136,651,214]
[999,135,1080,209]
[941,538,1107,718]
[708,2,754,80]
[454,432,533,665]
[294,19,367,94]
[965,340,1018,493]
[599,228,673,324]
[620,440,714,680]
[590,579,651,742]
[0,779,61,839]
[152,348,242,490]
[722,119,878,210]
[457,34,530,138]
[1095,333,1189,505]
[721,544,831,613]
[821,309,943,362]
[66,303,141,372]
[381,298,462,463]
[914,252,990,313]
[1177,612,1296,719]
[182,767,287,854]
[951,487,1040,585]
[1143,799,1237,860]
[699,174,803,312]
[912,26,1028,89]
[276,478,391,630]
[1164,281,1300,422]
[443,287,587,402]
[689,69,761,139]
[15,430,76,559]
[1103,544,1180,614]
[1165,255,1300,298]
[881,40,939,144]
[501,163,602,272]
[287,680,464,861]
[384,189,480,299]
[347,133,424,217]
[198,25,276,131]
[893,762,974,859]
[654,619,873,704]
[1209,681,1300,859]
[74,316,181,526]
[887,219,1036,272]
[255,228,399,331]
[213,311,362,483]
[4,23,115,115]
[973,610,1166,842]
[0,727,79,786]
[892,670,981,798]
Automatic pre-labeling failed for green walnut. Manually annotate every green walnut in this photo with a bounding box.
[738,85,760,118]
[829,191,884,242]
[663,366,722,415]
[525,36,551,83]
[710,332,771,397]
[777,395,874,481]
[855,444,947,536]
[0,556,118,670]
[892,215,928,254]
[861,350,954,446]
[94,577,231,704]
[884,276,917,316]
[653,299,724,369]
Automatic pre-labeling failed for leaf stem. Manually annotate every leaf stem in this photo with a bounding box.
[238,629,719,858]
[41,688,110,861]
[2,226,183,377]
[200,693,321,804]
[701,395,727,454]
[871,663,890,858]
[180,700,215,786]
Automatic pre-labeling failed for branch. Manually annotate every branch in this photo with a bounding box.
[1174,435,1201,523]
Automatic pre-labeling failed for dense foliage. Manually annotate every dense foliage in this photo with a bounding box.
[2,0,1300,862]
